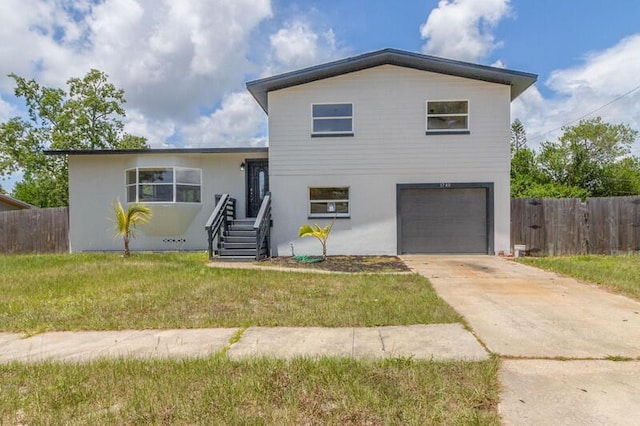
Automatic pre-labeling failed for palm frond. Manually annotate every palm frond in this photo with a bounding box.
[113,200,152,238]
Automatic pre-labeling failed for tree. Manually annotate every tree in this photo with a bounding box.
[510,118,527,153]
[537,117,639,197]
[298,219,335,261]
[0,69,148,207]
[511,146,544,197]
[510,117,640,198]
[599,157,640,196]
[113,200,152,257]
[509,118,552,197]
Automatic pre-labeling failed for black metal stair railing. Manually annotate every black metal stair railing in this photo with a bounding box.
[205,194,236,259]
[253,192,271,260]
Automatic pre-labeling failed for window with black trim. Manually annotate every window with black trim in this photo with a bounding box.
[126,167,201,203]
[309,187,350,217]
[312,103,353,136]
[426,100,469,133]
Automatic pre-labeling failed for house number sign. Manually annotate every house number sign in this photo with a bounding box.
[439,183,451,188]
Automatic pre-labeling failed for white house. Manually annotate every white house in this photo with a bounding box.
[0,194,34,212]
[51,49,537,259]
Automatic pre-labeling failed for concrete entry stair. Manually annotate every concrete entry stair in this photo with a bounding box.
[402,255,640,358]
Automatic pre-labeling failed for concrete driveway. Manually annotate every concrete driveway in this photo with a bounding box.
[402,255,640,426]
[402,255,640,358]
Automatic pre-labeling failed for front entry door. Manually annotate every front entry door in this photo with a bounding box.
[246,159,269,217]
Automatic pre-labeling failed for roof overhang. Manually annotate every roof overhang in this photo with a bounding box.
[45,147,269,156]
[0,194,35,209]
[247,48,538,113]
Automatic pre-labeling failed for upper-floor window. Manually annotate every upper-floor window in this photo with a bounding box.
[426,100,469,134]
[311,103,353,137]
[126,167,201,203]
[309,187,350,218]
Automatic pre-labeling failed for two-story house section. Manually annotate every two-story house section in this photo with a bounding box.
[53,48,536,258]
[247,48,537,256]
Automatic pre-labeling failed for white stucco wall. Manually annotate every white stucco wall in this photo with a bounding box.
[68,151,267,252]
[267,64,512,256]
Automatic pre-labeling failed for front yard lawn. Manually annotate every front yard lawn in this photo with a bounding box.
[0,356,500,425]
[519,254,640,300]
[0,253,496,424]
[0,253,460,333]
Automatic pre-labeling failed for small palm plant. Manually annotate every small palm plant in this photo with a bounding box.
[298,219,335,261]
[113,200,152,257]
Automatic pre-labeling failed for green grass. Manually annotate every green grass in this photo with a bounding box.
[0,252,461,333]
[519,254,640,299]
[0,356,500,425]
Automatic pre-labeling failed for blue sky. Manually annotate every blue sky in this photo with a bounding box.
[1,0,640,192]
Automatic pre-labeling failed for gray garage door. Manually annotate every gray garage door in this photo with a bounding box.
[399,186,489,254]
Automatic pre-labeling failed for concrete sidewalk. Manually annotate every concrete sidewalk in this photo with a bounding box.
[0,324,488,363]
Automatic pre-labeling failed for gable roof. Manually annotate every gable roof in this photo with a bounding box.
[0,193,34,210]
[247,48,537,113]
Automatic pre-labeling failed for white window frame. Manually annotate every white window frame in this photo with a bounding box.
[308,186,350,218]
[125,167,202,204]
[425,99,469,133]
[311,103,354,137]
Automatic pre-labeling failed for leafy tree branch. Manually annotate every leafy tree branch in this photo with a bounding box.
[0,69,148,207]
[511,117,640,198]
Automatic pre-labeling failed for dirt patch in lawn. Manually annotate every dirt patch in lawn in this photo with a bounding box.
[257,256,412,273]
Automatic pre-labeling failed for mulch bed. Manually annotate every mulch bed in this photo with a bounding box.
[257,255,412,273]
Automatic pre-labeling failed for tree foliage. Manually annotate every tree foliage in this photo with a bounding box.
[0,69,148,207]
[510,118,527,153]
[298,220,335,261]
[511,117,640,198]
[113,200,152,257]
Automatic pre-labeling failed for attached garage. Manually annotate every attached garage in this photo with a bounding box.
[397,183,494,254]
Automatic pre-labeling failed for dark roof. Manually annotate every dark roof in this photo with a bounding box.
[0,193,35,209]
[246,48,538,113]
[45,147,268,156]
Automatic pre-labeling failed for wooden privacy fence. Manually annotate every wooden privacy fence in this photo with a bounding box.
[0,207,69,254]
[511,197,640,256]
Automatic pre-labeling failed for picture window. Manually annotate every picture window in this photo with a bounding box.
[309,187,350,217]
[312,103,353,137]
[426,100,469,133]
[125,167,201,203]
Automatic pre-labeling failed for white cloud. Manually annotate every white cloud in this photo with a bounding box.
[266,20,343,75]
[123,110,177,148]
[270,21,319,70]
[269,21,319,68]
[86,0,273,121]
[178,18,346,150]
[0,94,17,121]
[0,0,273,133]
[420,0,510,63]
[546,35,640,96]
[181,92,267,148]
[512,34,640,155]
